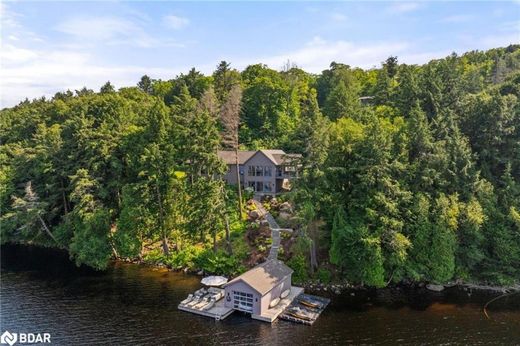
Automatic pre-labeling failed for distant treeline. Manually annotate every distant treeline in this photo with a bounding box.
[1,45,519,285]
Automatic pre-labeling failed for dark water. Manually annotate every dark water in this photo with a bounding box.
[1,245,519,345]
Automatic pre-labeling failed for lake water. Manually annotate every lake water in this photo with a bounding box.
[1,244,519,345]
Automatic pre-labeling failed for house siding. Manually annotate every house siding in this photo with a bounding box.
[259,276,291,313]
[243,152,277,195]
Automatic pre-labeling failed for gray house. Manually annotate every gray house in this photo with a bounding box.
[217,150,301,196]
[223,259,293,316]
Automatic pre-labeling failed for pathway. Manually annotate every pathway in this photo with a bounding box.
[252,200,292,260]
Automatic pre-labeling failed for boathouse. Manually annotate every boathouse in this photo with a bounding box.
[223,259,293,317]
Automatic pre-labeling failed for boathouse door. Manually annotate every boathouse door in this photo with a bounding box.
[232,291,253,313]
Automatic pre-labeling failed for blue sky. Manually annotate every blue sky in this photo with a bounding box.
[1,1,519,107]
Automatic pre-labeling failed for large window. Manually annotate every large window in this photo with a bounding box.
[256,181,263,192]
[263,182,273,192]
[248,166,255,176]
[264,166,272,177]
[255,166,264,176]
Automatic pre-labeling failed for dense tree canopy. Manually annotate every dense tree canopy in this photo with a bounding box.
[1,45,519,285]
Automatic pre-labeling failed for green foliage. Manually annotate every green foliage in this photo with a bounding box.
[317,268,332,284]
[1,45,519,287]
[287,254,309,284]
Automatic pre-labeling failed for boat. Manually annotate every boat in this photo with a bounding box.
[285,307,313,321]
[194,297,211,310]
[203,299,216,311]
[180,294,193,305]
[299,298,321,309]
[269,297,281,308]
[187,297,202,308]
[280,289,290,299]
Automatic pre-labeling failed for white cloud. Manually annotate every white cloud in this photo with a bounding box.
[233,37,410,72]
[441,14,474,23]
[0,43,177,108]
[387,2,421,14]
[163,15,190,29]
[56,16,137,41]
[55,16,185,48]
[331,13,348,22]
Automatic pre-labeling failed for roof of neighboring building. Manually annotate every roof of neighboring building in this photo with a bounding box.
[225,259,293,296]
[217,150,256,165]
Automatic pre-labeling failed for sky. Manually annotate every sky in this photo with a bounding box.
[1,1,519,108]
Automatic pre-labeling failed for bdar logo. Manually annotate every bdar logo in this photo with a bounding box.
[0,331,17,346]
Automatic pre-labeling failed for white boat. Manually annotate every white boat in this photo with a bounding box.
[180,294,193,305]
[280,289,290,299]
[269,297,281,308]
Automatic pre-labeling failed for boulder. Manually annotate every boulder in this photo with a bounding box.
[426,284,445,292]
[249,209,260,220]
[279,202,293,213]
[279,211,291,220]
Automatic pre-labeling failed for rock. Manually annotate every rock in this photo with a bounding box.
[350,292,355,296]
[426,284,445,292]
[279,202,293,213]
[249,210,260,220]
[279,211,291,220]
[260,220,270,227]
[334,289,341,295]
[197,270,204,276]
[183,267,189,273]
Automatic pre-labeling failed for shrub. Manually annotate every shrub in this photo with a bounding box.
[317,268,332,284]
[287,254,308,284]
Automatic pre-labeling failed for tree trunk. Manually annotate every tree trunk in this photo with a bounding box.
[235,147,243,217]
[309,222,318,272]
[155,181,169,256]
[213,229,217,253]
[37,214,58,244]
[60,179,68,214]
[224,214,232,255]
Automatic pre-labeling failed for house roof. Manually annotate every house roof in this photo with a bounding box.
[225,259,293,296]
[218,150,302,166]
[217,150,256,165]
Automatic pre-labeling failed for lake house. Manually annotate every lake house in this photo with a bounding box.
[217,149,301,196]
[223,259,293,318]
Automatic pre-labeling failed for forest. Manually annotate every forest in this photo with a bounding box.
[1,45,519,287]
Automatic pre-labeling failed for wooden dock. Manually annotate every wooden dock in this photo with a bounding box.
[279,293,330,325]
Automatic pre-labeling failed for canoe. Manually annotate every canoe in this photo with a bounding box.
[269,297,281,308]
[299,299,321,309]
[280,289,290,299]
[286,309,313,321]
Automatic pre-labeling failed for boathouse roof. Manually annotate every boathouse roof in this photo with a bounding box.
[225,259,293,296]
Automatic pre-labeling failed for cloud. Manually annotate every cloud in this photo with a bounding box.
[55,16,185,48]
[163,14,190,29]
[330,13,348,22]
[387,2,421,14]
[441,14,474,23]
[0,43,177,108]
[233,37,410,72]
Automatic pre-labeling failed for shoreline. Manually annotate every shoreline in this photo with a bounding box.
[5,242,519,296]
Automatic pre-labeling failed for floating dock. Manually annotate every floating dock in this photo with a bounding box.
[252,286,304,322]
[279,293,330,325]
[178,297,234,320]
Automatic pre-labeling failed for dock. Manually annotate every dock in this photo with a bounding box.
[178,297,234,320]
[279,293,330,325]
[251,286,304,322]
